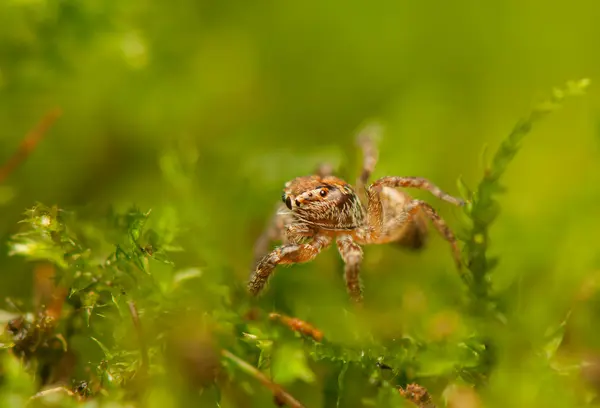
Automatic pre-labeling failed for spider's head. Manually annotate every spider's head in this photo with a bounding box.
[281,175,363,230]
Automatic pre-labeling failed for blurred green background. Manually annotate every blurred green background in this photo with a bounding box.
[1,0,600,406]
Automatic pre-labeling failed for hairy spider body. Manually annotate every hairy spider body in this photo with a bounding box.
[249,128,464,303]
[372,186,428,248]
[283,175,364,231]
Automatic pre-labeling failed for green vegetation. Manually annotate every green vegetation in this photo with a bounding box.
[1,2,600,407]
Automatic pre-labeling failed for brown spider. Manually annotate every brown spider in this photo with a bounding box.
[249,125,465,303]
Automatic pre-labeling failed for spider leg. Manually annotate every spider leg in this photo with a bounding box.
[248,235,332,296]
[252,203,291,266]
[356,123,381,201]
[336,235,364,303]
[371,176,465,207]
[253,162,336,264]
[315,162,335,178]
[399,200,462,269]
[358,177,463,243]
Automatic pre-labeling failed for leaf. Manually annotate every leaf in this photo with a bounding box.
[271,343,316,385]
[0,353,35,399]
[132,252,148,274]
[151,251,175,266]
[91,337,114,360]
[374,384,406,408]
[83,291,100,326]
[173,268,202,287]
[566,78,591,95]
[111,294,124,318]
[115,244,130,261]
[257,340,273,371]
[471,199,501,225]
[127,207,151,246]
[456,175,473,201]
[543,311,572,360]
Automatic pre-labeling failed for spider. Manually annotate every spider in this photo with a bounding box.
[248,125,465,303]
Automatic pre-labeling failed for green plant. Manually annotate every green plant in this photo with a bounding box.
[0,79,592,408]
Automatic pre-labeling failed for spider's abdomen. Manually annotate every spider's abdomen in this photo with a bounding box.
[379,186,428,248]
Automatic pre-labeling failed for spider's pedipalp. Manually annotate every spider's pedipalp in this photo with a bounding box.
[285,223,315,244]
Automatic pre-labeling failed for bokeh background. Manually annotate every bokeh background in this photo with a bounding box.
[1,0,600,406]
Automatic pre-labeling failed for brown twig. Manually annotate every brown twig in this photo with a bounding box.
[269,313,324,342]
[127,300,149,371]
[0,107,62,184]
[221,349,305,408]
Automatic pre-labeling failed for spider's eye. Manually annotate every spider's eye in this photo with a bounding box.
[285,196,293,210]
[320,189,328,197]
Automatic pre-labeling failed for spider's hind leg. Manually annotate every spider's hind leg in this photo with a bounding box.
[402,199,462,269]
[378,187,429,250]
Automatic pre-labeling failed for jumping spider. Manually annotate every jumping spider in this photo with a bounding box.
[249,125,465,303]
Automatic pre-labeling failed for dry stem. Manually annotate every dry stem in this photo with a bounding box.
[221,349,305,408]
[128,300,149,371]
[0,108,62,183]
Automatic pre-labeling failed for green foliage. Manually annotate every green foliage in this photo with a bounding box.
[0,80,595,407]
[0,353,35,407]
[459,79,591,302]
[1,0,599,403]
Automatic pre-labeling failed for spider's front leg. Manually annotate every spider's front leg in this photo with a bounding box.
[252,204,290,266]
[248,235,332,296]
[253,221,314,266]
[336,235,364,303]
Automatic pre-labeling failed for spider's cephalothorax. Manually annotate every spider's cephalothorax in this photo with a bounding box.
[249,128,465,303]
[282,175,365,231]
